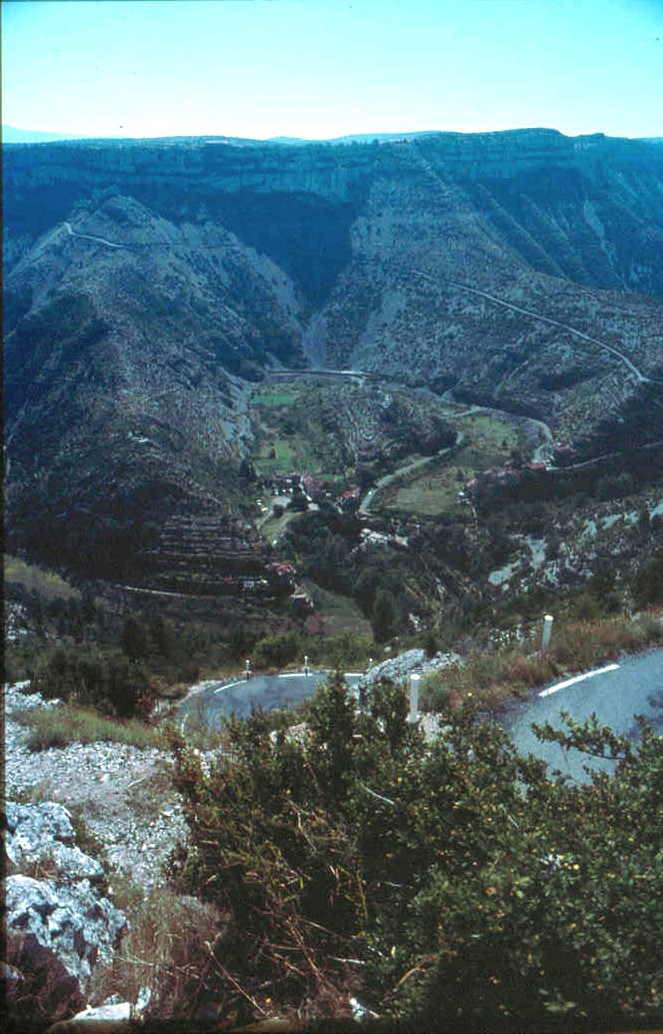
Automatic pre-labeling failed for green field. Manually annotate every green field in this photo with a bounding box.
[305,583,372,636]
[5,555,80,601]
[251,383,348,477]
[387,413,521,517]
[252,391,296,407]
[256,438,297,473]
[249,382,526,519]
[258,507,299,543]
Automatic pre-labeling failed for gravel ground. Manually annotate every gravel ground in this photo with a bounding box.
[5,683,189,895]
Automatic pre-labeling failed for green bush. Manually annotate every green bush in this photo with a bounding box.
[252,631,301,670]
[171,677,663,1028]
[35,645,154,718]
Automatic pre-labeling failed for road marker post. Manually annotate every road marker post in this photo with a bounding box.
[409,673,421,723]
[542,614,554,651]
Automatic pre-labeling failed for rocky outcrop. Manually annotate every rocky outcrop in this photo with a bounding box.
[5,130,663,289]
[360,647,462,688]
[4,682,189,1025]
[5,683,189,895]
[6,870,126,992]
[5,800,128,1022]
[6,801,105,883]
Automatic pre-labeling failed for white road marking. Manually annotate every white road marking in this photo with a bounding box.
[539,663,620,698]
[213,680,246,694]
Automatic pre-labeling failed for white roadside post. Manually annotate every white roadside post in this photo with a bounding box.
[304,655,309,677]
[542,614,554,651]
[245,659,252,681]
[409,673,421,723]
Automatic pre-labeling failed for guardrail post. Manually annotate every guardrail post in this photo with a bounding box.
[542,615,554,651]
[409,673,420,722]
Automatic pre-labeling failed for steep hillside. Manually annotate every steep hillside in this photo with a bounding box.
[4,194,303,578]
[4,130,663,590]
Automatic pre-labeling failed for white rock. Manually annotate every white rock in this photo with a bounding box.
[72,1001,132,1022]
[5,874,126,994]
[135,985,152,1013]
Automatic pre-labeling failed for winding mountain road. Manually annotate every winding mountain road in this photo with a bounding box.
[451,279,649,384]
[44,222,652,390]
[503,647,663,782]
[63,221,127,249]
[179,648,663,785]
[409,268,649,386]
[55,225,650,388]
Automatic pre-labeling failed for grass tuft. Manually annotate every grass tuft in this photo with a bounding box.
[15,704,158,752]
[90,888,226,1020]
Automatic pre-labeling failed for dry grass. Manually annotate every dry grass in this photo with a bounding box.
[90,887,228,1020]
[14,704,159,752]
[422,609,663,713]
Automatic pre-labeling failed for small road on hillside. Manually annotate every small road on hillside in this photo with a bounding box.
[408,268,649,386]
[63,221,127,250]
[448,278,649,385]
[47,228,652,388]
[268,368,369,387]
[410,386,556,468]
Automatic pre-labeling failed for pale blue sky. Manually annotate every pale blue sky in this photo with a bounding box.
[2,0,662,140]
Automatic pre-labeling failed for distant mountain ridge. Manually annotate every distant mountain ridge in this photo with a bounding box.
[6,123,659,147]
[2,125,92,144]
[4,128,663,581]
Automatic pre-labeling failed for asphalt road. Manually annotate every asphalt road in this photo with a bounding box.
[179,670,362,730]
[502,647,663,781]
[179,649,663,785]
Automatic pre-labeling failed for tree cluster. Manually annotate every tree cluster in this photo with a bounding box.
[35,645,154,719]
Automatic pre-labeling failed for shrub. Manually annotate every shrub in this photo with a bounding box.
[35,645,154,718]
[170,676,663,1028]
[252,631,301,670]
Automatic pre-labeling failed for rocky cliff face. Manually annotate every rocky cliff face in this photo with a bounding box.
[6,130,663,296]
[4,130,663,580]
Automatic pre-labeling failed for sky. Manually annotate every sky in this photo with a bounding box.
[2,0,662,141]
